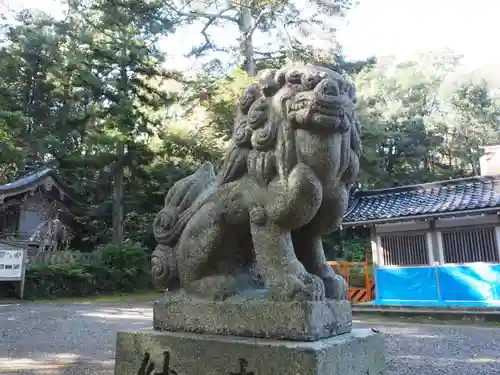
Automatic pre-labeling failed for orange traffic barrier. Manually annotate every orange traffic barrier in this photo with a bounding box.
[327,258,374,304]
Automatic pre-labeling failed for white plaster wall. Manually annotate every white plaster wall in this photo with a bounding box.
[480,145,500,176]
[374,221,430,234]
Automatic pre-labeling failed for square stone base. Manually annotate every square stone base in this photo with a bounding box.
[153,293,352,341]
[115,329,386,375]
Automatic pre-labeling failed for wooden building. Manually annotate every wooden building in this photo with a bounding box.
[343,174,500,307]
[0,167,77,253]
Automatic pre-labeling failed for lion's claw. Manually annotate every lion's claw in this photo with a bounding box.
[323,274,348,300]
[268,272,326,301]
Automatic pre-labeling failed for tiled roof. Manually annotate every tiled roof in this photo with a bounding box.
[0,167,54,192]
[0,167,77,203]
[343,175,500,224]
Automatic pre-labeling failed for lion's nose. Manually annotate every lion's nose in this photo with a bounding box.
[315,79,340,97]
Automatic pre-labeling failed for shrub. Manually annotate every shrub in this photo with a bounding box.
[24,263,95,298]
[1,241,153,300]
[99,241,151,291]
[324,231,370,261]
[100,241,149,271]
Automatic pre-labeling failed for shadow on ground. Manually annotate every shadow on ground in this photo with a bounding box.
[0,301,152,375]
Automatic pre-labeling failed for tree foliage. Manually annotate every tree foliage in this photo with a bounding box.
[355,50,500,188]
[163,0,355,75]
[0,3,498,258]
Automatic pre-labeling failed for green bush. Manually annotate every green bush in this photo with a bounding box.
[100,241,149,270]
[324,231,370,261]
[1,241,153,300]
[25,263,95,298]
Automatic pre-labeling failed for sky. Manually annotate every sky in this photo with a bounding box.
[337,0,500,69]
[2,0,500,72]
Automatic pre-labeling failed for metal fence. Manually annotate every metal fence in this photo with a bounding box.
[28,251,102,266]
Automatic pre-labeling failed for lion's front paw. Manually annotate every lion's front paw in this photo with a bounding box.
[151,245,177,291]
[323,274,348,300]
[268,272,325,301]
[184,276,239,301]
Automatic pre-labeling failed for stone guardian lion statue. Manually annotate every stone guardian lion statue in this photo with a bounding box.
[152,65,361,302]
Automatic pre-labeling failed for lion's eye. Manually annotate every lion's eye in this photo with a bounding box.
[285,70,303,85]
[302,76,321,90]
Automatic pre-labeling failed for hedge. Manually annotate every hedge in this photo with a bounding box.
[0,241,153,300]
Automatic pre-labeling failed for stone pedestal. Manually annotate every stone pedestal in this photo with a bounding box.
[153,292,352,341]
[115,329,385,375]
[114,293,386,374]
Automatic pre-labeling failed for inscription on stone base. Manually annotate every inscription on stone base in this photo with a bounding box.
[115,329,386,375]
[153,293,352,341]
[137,351,177,375]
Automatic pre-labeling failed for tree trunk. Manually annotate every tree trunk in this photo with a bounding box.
[112,141,124,244]
[112,37,129,245]
[239,0,256,76]
[470,157,478,176]
[423,154,430,172]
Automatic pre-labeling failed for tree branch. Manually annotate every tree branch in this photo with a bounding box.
[199,16,217,52]
[248,8,268,37]
[177,6,235,56]
[166,4,238,23]
[254,51,286,61]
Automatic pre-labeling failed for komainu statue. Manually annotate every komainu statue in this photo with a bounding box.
[152,65,361,302]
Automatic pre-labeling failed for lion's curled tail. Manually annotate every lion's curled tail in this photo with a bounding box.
[151,162,216,290]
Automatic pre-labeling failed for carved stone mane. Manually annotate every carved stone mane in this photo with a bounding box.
[218,66,361,189]
[152,64,360,311]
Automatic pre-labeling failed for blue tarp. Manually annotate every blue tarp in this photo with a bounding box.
[375,264,500,307]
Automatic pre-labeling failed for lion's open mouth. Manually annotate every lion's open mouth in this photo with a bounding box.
[289,93,353,134]
[286,76,355,133]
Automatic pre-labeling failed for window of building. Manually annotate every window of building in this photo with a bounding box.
[380,233,429,266]
[441,227,499,264]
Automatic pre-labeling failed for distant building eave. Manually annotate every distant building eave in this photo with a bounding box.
[343,174,500,226]
[0,167,80,207]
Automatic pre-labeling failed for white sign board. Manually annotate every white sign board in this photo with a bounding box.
[0,249,24,280]
[0,245,27,299]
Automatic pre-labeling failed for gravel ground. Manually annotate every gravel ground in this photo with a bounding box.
[0,301,499,374]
